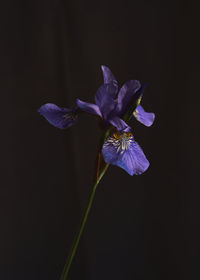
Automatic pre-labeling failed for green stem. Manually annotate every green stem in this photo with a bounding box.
[60,163,109,280]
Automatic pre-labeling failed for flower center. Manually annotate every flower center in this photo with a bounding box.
[106,132,133,153]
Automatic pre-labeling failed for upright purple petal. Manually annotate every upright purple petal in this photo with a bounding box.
[76,99,102,117]
[117,80,141,116]
[102,132,149,175]
[133,105,155,127]
[94,83,118,120]
[38,103,77,129]
[101,65,118,85]
[109,116,131,132]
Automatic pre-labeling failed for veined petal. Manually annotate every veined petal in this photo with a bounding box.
[94,83,118,120]
[38,103,77,129]
[109,116,131,132]
[133,105,155,127]
[102,132,149,175]
[101,65,118,85]
[117,80,141,116]
[76,99,102,117]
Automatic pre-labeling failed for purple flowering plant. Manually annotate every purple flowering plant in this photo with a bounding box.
[38,66,155,279]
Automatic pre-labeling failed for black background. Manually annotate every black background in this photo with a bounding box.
[1,0,200,279]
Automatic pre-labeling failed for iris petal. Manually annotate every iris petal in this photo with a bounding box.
[102,133,149,175]
[109,116,131,132]
[38,103,77,129]
[76,99,102,117]
[133,105,155,127]
[95,83,118,103]
[94,83,118,120]
[117,80,141,116]
[101,65,118,85]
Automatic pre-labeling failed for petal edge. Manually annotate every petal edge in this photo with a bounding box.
[76,99,102,117]
[101,65,118,85]
[38,103,77,129]
[133,105,155,127]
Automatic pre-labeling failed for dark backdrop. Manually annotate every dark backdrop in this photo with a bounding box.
[1,0,200,279]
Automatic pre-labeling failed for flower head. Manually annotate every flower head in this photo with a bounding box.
[38,65,155,176]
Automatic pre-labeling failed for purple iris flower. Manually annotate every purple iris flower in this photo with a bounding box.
[38,65,154,176]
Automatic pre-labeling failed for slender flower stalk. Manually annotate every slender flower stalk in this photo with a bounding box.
[60,152,109,280]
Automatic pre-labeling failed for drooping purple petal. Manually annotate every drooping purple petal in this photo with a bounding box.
[38,103,77,129]
[117,80,141,116]
[133,105,155,127]
[76,99,102,117]
[109,116,131,132]
[94,83,118,120]
[102,133,149,175]
[101,65,118,85]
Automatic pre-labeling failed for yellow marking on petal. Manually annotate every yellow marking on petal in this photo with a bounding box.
[113,132,120,139]
[136,96,142,106]
[133,109,137,116]
[125,132,132,138]
[112,132,133,140]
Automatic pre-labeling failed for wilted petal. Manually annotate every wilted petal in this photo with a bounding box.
[94,83,118,120]
[76,99,102,117]
[109,116,131,132]
[117,80,141,115]
[133,105,155,127]
[101,65,118,85]
[38,103,77,129]
[102,132,149,175]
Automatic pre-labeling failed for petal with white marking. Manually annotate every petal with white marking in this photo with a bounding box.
[102,133,149,175]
